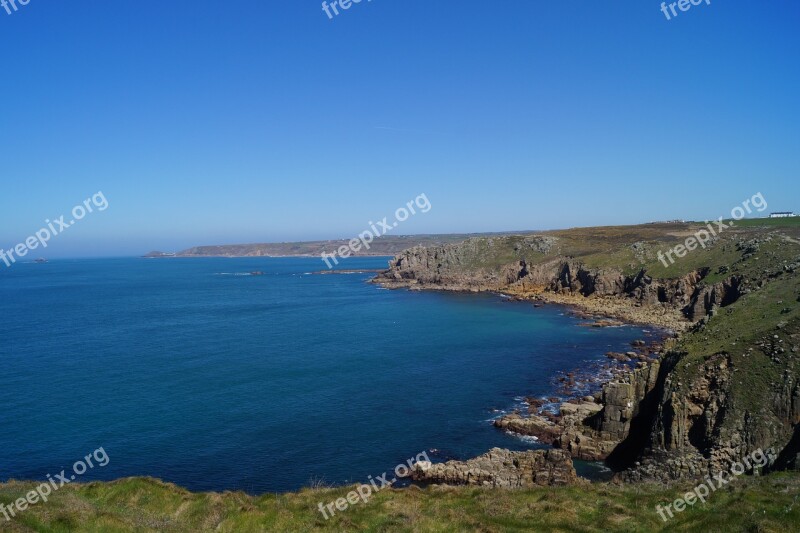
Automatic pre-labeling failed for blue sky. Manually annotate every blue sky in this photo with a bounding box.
[1,0,798,257]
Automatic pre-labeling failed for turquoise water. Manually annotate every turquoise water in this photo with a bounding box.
[1,257,649,492]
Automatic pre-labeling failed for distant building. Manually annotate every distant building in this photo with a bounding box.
[769,212,796,218]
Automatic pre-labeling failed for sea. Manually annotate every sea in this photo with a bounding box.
[0,257,653,493]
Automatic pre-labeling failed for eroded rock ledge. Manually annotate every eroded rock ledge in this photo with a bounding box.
[411,448,583,488]
[494,361,661,461]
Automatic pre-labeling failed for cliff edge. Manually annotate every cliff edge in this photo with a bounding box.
[373,220,800,483]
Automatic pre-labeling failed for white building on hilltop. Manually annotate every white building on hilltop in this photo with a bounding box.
[769,212,796,218]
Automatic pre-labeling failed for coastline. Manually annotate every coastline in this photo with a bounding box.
[143,253,395,259]
[5,242,797,515]
[369,277,690,333]
[369,275,676,474]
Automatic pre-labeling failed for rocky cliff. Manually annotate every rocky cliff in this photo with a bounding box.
[493,361,661,462]
[374,245,746,329]
[374,224,800,484]
[619,321,800,482]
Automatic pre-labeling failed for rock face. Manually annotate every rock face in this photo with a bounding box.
[493,362,661,461]
[620,331,799,482]
[411,448,582,488]
[593,361,662,442]
[374,241,525,291]
[373,242,745,327]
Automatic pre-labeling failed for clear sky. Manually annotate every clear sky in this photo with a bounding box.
[1,0,798,257]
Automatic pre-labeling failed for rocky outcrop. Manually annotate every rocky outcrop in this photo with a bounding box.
[374,242,523,291]
[373,239,746,326]
[684,276,745,321]
[618,324,800,482]
[493,361,661,461]
[494,412,564,445]
[411,448,582,488]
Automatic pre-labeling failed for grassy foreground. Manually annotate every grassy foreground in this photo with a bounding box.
[2,474,799,532]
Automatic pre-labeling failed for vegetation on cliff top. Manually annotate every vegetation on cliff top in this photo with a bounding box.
[401,219,800,281]
[2,474,800,532]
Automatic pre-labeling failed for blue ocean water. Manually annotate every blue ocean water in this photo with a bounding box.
[1,257,651,493]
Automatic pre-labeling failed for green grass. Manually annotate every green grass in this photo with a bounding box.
[429,221,800,282]
[2,474,800,532]
[673,268,799,413]
[728,217,800,228]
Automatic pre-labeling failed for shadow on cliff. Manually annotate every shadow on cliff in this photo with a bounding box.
[771,423,800,472]
[604,353,679,471]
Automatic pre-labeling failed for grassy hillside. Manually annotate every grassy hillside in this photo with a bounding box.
[674,266,799,412]
[377,219,800,280]
[2,474,800,532]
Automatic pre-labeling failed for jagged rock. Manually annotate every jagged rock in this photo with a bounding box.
[493,413,561,444]
[618,324,800,482]
[493,361,661,462]
[411,448,582,488]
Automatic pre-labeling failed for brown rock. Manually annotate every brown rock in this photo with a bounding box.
[411,448,582,488]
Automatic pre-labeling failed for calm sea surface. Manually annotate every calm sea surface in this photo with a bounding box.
[1,257,651,492]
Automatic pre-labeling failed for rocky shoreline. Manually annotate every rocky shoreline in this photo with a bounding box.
[493,356,662,463]
[370,277,691,334]
[371,280,674,486]
[407,342,665,488]
[367,229,800,489]
[507,290,691,334]
[411,447,584,488]
[487,317,667,463]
